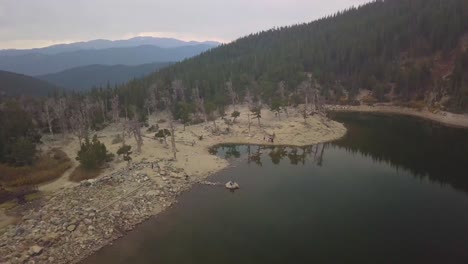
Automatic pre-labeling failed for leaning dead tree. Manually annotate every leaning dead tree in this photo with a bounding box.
[127,116,143,153]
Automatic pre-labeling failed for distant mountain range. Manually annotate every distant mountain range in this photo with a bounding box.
[0,37,220,56]
[0,37,219,93]
[38,62,173,91]
[0,44,216,76]
[0,70,60,97]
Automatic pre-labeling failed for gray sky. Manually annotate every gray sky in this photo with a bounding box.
[0,0,369,49]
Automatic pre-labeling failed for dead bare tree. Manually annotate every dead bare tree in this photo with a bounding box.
[192,86,207,123]
[70,108,89,144]
[42,98,55,136]
[98,97,107,123]
[226,81,238,110]
[111,95,120,123]
[245,88,254,109]
[171,79,185,102]
[144,98,152,117]
[170,120,177,160]
[278,81,289,118]
[52,98,68,134]
[127,116,143,153]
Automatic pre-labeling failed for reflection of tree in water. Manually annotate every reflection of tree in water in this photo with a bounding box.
[211,143,327,167]
[223,145,241,159]
[247,145,263,167]
[248,143,328,166]
[269,147,288,164]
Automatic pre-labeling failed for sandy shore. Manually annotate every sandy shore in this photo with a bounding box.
[37,105,346,194]
[326,104,468,129]
[0,105,346,263]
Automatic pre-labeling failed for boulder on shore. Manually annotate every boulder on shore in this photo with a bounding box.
[225,181,240,190]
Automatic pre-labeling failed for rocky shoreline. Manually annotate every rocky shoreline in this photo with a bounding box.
[0,107,348,264]
[0,161,198,264]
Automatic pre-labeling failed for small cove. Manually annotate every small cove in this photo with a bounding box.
[84,112,468,264]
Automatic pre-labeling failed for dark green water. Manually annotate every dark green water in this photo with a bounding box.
[85,113,468,264]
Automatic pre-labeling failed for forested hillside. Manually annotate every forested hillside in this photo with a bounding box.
[118,0,468,112]
[0,70,60,97]
[38,62,172,91]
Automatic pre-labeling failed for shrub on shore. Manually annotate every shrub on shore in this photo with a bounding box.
[76,135,113,170]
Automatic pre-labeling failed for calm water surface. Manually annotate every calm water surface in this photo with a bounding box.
[85,113,468,264]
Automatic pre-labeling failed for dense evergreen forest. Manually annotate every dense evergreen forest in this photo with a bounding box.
[117,0,468,112]
[1,0,467,166]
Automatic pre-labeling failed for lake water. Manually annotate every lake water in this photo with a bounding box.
[85,112,468,264]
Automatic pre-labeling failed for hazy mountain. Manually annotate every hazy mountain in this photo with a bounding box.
[38,62,172,91]
[0,37,220,56]
[0,70,60,97]
[0,44,214,76]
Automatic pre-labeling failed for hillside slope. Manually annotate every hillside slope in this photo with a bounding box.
[0,44,214,76]
[38,62,172,91]
[122,0,467,112]
[0,70,60,97]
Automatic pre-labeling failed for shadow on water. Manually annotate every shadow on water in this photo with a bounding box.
[330,112,468,194]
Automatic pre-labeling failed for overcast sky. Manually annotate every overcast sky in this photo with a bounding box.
[0,0,369,49]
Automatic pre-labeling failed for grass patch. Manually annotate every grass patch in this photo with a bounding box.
[394,100,426,111]
[0,200,18,210]
[24,192,43,202]
[69,166,101,182]
[111,134,124,144]
[0,148,72,187]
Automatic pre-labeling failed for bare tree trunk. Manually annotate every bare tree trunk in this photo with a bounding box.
[212,120,218,132]
[170,121,177,160]
[100,99,107,123]
[248,113,251,136]
[111,95,120,123]
[44,102,54,137]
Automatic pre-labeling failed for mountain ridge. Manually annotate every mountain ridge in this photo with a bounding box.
[0,44,215,76]
[0,70,61,97]
[38,62,173,91]
[0,37,221,57]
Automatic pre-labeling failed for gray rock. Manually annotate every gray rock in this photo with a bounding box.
[29,245,43,256]
[145,190,160,197]
[67,225,76,232]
